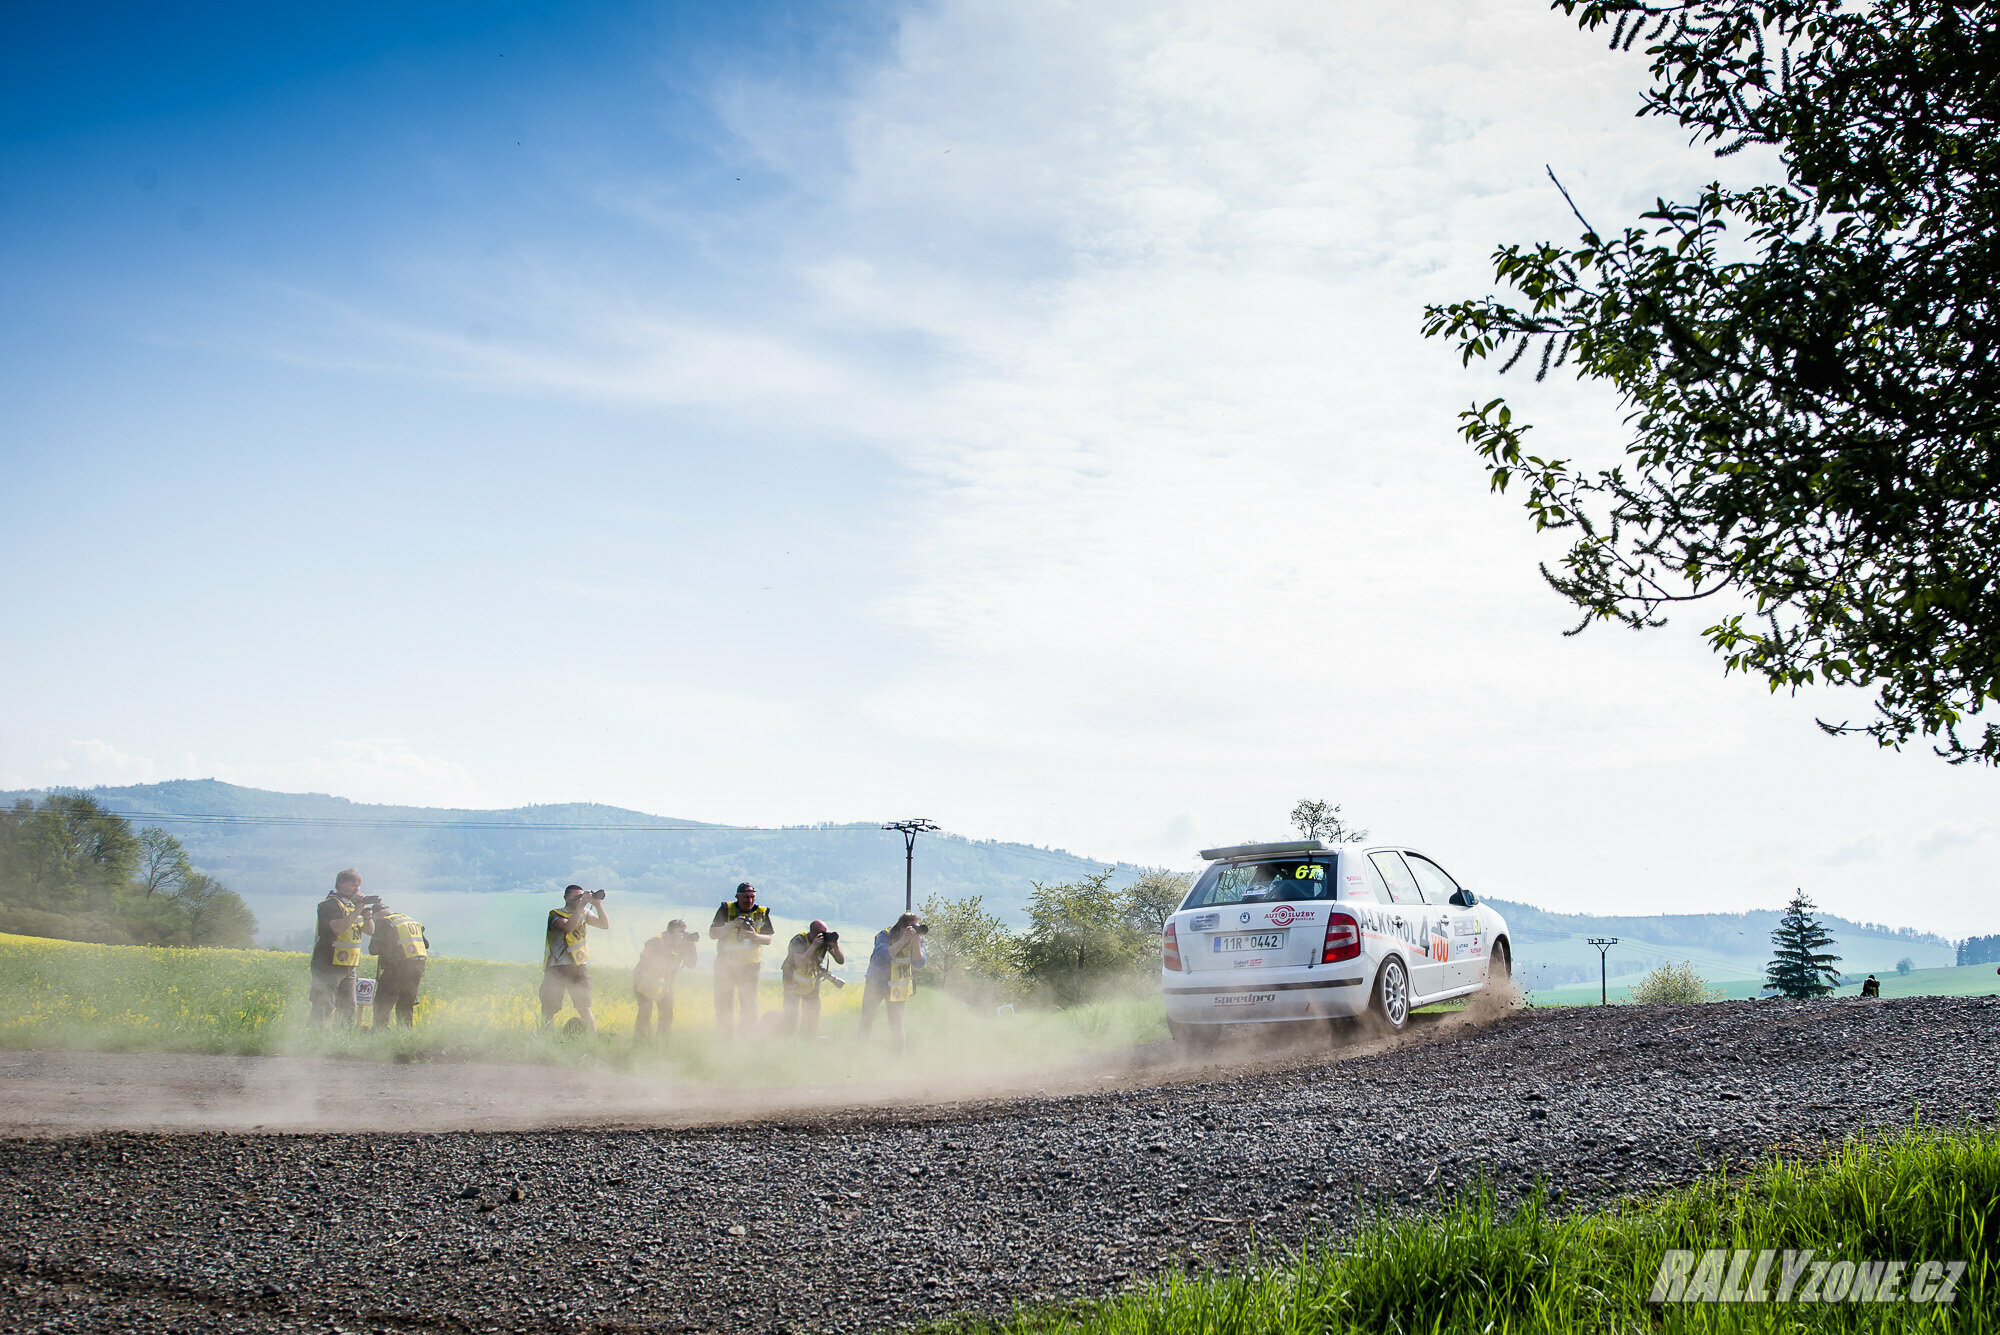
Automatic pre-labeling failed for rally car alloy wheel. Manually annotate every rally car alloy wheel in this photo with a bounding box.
[1372,956,1410,1033]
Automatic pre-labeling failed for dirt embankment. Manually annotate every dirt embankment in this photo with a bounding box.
[2,995,1996,1335]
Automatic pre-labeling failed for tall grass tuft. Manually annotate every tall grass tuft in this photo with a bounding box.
[969,1126,1999,1334]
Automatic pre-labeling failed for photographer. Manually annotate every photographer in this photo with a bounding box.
[708,881,773,1038]
[541,884,609,1034]
[780,919,845,1040]
[309,869,376,1028]
[367,901,430,1028]
[857,912,927,1055]
[633,918,698,1043]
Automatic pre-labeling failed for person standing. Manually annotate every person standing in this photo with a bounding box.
[781,920,845,1040]
[857,912,927,1055]
[309,869,375,1028]
[633,919,698,1043]
[541,884,609,1033]
[368,902,430,1028]
[708,881,772,1038]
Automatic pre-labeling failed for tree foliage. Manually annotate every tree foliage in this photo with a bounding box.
[0,795,256,947]
[1764,889,1841,998]
[1629,958,1726,1004]
[917,891,1019,994]
[1424,0,2000,763]
[1012,870,1153,1006]
[139,827,194,897]
[1119,870,1193,941]
[1290,799,1368,844]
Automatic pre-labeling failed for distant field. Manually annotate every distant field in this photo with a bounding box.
[0,932,1167,1084]
[1528,962,2000,1007]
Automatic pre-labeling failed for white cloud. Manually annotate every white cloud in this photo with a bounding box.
[134,0,2000,932]
[1916,820,1990,859]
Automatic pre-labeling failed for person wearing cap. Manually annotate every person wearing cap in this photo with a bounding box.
[541,883,609,1033]
[708,881,773,1038]
[309,869,375,1028]
[634,918,698,1043]
[781,920,846,1040]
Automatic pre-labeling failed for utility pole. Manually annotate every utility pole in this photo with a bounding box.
[1586,937,1619,1006]
[882,819,939,914]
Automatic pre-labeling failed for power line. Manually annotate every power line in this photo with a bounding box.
[97,811,896,834]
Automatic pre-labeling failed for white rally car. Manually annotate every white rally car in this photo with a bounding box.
[1161,840,1510,1042]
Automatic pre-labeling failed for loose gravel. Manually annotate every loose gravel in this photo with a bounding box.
[3,994,1996,1334]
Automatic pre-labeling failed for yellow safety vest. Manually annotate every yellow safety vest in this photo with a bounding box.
[714,903,770,965]
[326,895,364,968]
[888,948,915,1003]
[377,912,428,962]
[785,937,830,997]
[545,910,590,967]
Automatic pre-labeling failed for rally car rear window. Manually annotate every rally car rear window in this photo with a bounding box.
[1181,859,1336,909]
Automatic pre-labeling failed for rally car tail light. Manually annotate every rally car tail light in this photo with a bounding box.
[1321,911,1360,963]
[1163,922,1182,972]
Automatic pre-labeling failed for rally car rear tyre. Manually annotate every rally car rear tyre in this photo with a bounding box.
[1371,956,1411,1034]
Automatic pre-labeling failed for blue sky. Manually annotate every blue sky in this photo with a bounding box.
[4,0,1997,935]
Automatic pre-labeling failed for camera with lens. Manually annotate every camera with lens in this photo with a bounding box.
[357,895,385,909]
[587,889,607,901]
[818,929,840,946]
[912,923,930,936]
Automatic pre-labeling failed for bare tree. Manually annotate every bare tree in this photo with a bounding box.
[1289,799,1368,844]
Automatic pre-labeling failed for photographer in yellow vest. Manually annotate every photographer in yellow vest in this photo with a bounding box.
[309,869,376,1028]
[541,884,609,1034]
[633,919,698,1043]
[367,902,430,1028]
[780,920,846,1040]
[858,912,927,1055]
[708,881,773,1038]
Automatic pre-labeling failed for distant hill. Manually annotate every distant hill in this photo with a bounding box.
[0,781,1151,960]
[1486,897,1957,988]
[2,783,1963,977]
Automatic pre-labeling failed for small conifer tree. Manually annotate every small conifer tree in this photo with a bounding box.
[1764,890,1841,999]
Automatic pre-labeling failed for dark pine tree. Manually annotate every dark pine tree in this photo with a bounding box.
[1765,890,1842,999]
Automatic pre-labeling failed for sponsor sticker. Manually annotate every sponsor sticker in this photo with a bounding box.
[1213,993,1277,1006]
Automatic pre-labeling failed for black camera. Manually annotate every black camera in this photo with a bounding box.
[587,889,607,901]
[912,923,930,936]
[357,895,384,909]
[819,930,840,946]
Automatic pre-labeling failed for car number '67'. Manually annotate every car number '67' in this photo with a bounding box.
[1213,931,1286,953]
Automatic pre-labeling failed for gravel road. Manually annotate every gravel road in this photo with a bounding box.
[3,995,1995,1334]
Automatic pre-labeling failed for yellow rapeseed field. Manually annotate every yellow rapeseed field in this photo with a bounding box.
[0,932,1167,1084]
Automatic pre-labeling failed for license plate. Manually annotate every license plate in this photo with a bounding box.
[1212,931,1286,953]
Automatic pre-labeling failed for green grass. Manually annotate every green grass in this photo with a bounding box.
[958,1125,1999,1334]
[0,932,1169,1084]
[1529,963,2000,1007]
